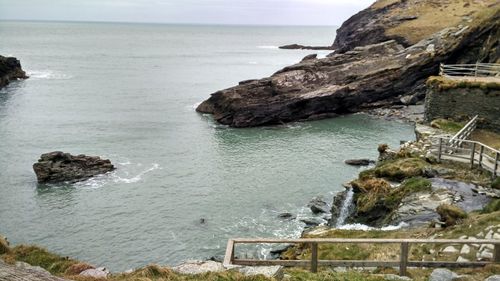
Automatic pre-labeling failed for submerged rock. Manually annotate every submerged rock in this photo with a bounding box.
[33,151,115,184]
[0,55,28,89]
[344,159,375,166]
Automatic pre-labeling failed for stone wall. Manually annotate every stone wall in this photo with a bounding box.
[425,78,500,132]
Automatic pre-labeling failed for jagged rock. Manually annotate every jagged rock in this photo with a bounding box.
[33,151,115,184]
[15,262,51,276]
[477,249,493,260]
[456,256,470,263]
[0,260,70,281]
[460,244,470,255]
[442,246,458,254]
[79,267,109,278]
[485,275,500,281]
[172,260,224,274]
[270,244,292,256]
[429,268,460,281]
[0,55,28,89]
[344,159,375,166]
[308,197,329,214]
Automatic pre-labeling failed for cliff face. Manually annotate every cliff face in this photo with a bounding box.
[197,2,499,128]
[332,0,499,54]
[0,56,28,89]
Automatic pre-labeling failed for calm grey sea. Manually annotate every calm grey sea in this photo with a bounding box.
[0,21,414,271]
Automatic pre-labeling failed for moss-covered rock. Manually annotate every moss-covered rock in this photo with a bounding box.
[374,158,428,181]
[492,177,500,189]
[437,204,467,227]
[0,235,10,255]
[9,245,78,275]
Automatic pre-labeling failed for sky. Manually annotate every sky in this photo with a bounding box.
[0,0,376,26]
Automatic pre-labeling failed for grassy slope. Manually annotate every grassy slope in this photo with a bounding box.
[370,0,499,45]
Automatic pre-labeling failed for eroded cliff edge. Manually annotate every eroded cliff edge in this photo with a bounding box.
[197,0,499,127]
[0,55,28,89]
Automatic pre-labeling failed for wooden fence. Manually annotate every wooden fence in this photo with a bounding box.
[224,238,500,276]
[449,115,478,149]
[432,137,499,178]
[439,63,500,77]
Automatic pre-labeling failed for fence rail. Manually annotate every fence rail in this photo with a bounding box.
[224,238,500,276]
[439,63,500,77]
[449,115,478,149]
[432,137,499,178]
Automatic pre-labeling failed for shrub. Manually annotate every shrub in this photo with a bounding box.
[492,177,500,190]
[64,262,94,275]
[437,204,467,227]
[10,245,77,275]
[374,158,428,181]
[0,235,10,255]
[482,199,500,214]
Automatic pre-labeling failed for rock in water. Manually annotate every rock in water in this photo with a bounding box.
[308,197,329,214]
[33,151,115,184]
[344,159,374,166]
[0,55,28,89]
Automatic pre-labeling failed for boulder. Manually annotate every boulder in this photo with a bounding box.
[236,265,284,279]
[277,212,296,220]
[485,275,500,281]
[0,55,28,89]
[344,159,375,166]
[429,268,460,281]
[172,260,224,275]
[79,267,109,278]
[299,217,325,227]
[301,54,317,62]
[33,151,115,184]
[308,197,329,214]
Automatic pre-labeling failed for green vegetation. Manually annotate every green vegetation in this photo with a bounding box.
[373,158,428,181]
[436,204,468,227]
[430,118,465,134]
[0,235,10,255]
[482,199,500,214]
[4,245,79,275]
[492,177,500,189]
[284,269,387,281]
[427,76,500,92]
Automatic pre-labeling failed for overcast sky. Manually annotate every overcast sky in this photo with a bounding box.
[0,0,375,25]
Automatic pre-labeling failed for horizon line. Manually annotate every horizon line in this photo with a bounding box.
[0,19,340,28]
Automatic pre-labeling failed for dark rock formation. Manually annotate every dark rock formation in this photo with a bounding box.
[308,197,329,214]
[344,159,375,166]
[33,151,115,184]
[277,212,296,220]
[279,44,334,50]
[197,3,499,128]
[0,56,28,89]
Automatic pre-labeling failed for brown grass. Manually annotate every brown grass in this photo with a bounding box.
[384,0,499,45]
[471,129,500,150]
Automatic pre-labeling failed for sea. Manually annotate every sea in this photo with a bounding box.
[0,21,415,271]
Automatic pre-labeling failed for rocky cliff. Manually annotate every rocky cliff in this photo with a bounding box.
[197,0,499,127]
[0,55,27,89]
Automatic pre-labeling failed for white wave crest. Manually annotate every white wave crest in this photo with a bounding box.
[113,163,160,184]
[337,222,409,231]
[257,45,279,49]
[28,70,73,80]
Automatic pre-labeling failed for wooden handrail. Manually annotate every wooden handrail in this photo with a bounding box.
[449,115,478,149]
[439,63,500,77]
[224,238,500,276]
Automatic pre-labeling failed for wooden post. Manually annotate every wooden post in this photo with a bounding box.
[310,242,318,273]
[479,145,484,168]
[470,142,476,169]
[439,63,444,76]
[494,244,500,263]
[400,242,409,276]
[438,138,443,162]
[223,240,235,266]
[475,63,478,77]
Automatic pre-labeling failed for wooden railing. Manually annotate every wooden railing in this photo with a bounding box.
[224,238,500,276]
[449,115,478,149]
[439,63,500,77]
[433,137,499,178]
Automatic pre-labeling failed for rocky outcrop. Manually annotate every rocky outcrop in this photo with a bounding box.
[0,260,71,281]
[33,151,115,184]
[0,55,28,89]
[279,44,334,50]
[197,2,499,127]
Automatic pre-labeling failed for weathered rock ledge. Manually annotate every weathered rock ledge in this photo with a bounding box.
[33,151,115,184]
[197,2,499,127]
[279,44,334,50]
[0,55,28,89]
